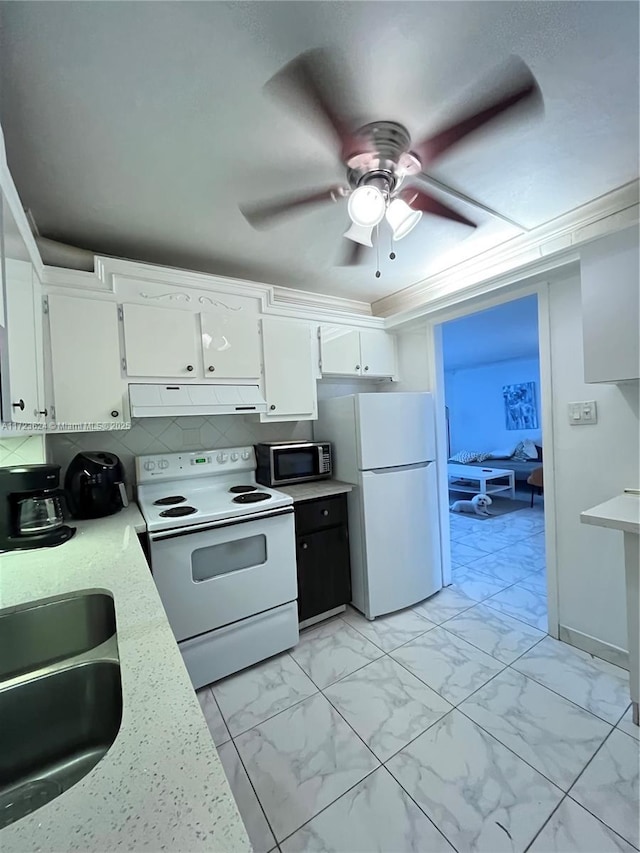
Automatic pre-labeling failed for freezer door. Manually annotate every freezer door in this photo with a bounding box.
[356,393,435,470]
[360,462,441,617]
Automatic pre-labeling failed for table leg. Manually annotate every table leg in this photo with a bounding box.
[624,532,639,727]
[479,476,486,495]
[510,472,516,500]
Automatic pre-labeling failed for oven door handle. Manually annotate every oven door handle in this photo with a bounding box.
[149,505,294,542]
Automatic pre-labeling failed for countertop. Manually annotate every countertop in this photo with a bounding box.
[0,505,250,852]
[277,479,353,503]
[581,490,640,535]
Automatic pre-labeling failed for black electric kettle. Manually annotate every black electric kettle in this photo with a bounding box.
[65,452,129,519]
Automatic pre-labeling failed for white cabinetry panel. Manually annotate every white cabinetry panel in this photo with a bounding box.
[48,295,127,427]
[581,227,640,383]
[3,258,39,423]
[200,311,260,378]
[359,329,397,378]
[261,318,317,420]
[319,326,360,376]
[319,325,397,378]
[123,303,200,378]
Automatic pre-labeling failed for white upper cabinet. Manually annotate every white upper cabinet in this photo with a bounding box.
[261,318,317,420]
[320,325,397,378]
[0,190,44,425]
[48,294,127,427]
[122,303,200,378]
[200,311,261,379]
[359,330,397,377]
[581,227,640,383]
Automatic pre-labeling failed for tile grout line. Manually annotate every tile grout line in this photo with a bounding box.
[563,724,640,847]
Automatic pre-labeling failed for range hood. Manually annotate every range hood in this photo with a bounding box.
[129,383,267,417]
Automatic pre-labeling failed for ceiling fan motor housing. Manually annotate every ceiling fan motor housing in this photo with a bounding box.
[346,121,422,194]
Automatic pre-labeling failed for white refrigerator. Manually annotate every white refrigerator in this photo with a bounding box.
[315,392,442,619]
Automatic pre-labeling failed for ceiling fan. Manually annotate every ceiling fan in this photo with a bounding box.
[240,50,542,266]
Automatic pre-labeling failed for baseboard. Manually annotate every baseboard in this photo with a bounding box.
[299,605,346,630]
[559,624,629,670]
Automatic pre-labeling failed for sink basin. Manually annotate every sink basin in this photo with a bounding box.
[0,592,116,680]
[0,661,122,828]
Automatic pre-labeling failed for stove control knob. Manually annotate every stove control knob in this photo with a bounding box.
[230,452,239,462]
[217,452,228,464]
[143,460,156,472]
[158,459,169,470]
[241,451,251,460]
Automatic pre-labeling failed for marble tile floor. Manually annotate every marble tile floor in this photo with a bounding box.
[194,504,638,852]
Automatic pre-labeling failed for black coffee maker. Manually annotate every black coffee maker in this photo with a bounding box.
[65,452,129,519]
[0,464,76,551]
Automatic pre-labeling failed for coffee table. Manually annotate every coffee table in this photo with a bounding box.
[447,463,516,500]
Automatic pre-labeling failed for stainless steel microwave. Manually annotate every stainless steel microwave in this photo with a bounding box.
[255,441,332,487]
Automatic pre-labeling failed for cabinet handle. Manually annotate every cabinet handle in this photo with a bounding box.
[186,365,194,372]
[321,509,329,517]
[364,365,369,371]
[301,542,308,550]
[39,409,48,417]
[208,365,215,373]
[355,365,360,371]
[111,410,119,418]
[12,399,25,411]
[270,404,276,411]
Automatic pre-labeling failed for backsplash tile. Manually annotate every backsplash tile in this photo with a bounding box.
[47,417,312,493]
[0,435,46,467]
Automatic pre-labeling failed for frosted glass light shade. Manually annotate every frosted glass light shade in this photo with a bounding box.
[386,198,422,240]
[347,185,386,227]
[343,222,374,247]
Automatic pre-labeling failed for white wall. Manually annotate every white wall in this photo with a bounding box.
[549,270,638,655]
[444,357,542,455]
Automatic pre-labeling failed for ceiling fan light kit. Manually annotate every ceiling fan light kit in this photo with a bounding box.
[240,49,542,274]
[386,198,423,241]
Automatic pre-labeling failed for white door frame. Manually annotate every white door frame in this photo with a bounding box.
[423,281,558,638]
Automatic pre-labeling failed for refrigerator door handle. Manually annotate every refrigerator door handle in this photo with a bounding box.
[366,461,432,474]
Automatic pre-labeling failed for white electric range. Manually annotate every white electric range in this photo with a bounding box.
[136,446,298,688]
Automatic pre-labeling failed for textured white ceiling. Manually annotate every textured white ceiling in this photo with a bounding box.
[442,294,539,370]
[0,1,637,303]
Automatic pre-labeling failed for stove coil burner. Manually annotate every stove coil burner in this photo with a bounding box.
[228,485,258,494]
[153,495,187,506]
[159,506,197,517]
[232,493,271,504]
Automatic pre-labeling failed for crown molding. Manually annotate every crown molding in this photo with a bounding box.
[376,181,639,324]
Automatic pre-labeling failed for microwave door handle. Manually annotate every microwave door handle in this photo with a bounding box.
[317,445,323,473]
[117,481,129,508]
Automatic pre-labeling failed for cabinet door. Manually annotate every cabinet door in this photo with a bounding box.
[261,318,317,419]
[319,325,361,376]
[358,330,397,378]
[200,311,260,378]
[296,526,351,622]
[48,295,127,426]
[3,258,39,424]
[122,303,199,378]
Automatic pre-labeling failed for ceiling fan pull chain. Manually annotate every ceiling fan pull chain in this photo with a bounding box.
[375,225,381,278]
[389,230,396,261]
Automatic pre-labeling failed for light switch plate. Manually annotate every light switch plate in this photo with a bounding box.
[568,400,598,425]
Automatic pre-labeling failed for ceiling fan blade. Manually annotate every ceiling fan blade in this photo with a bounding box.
[413,57,542,167]
[340,238,367,266]
[241,185,346,229]
[400,187,476,228]
[265,49,364,161]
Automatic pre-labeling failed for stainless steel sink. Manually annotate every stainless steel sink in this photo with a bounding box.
[0,592,116,680]
[0,661,122,828]
[0,592,122,829]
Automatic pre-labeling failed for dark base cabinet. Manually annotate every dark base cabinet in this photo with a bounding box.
[294,495,352,624]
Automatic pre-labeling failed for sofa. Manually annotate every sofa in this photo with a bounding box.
[449,441,543,483]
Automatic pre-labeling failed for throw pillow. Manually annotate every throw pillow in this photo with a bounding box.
[535,444,544,462]
[522,438,539,459]
[449,450,482,464]
[512,441,528,460]
[488,444,517,459]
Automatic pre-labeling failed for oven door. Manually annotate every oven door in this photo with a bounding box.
[149,507,297,641]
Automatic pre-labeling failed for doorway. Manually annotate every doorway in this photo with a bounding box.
[431,290,553,637]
